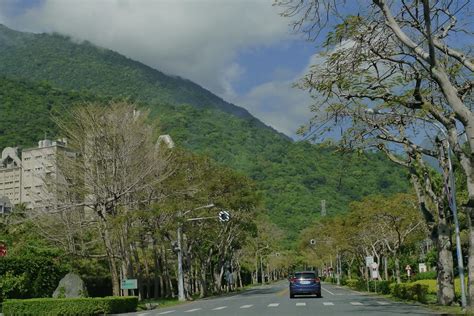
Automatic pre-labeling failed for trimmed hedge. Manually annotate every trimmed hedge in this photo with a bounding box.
[390,283,428,303]
[345,278,392,294]
[2,297,138,315]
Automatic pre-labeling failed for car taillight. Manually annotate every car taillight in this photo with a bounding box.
[315,278,320,282]
[290,277,296,283]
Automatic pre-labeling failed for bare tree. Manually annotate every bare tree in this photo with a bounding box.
[46,101,172,295]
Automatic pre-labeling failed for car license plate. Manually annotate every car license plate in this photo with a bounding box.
[300,280,310,285]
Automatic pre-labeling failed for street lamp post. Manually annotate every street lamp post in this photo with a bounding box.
[366,109,467,308]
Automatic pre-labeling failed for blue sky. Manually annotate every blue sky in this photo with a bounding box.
[0,0,321,137]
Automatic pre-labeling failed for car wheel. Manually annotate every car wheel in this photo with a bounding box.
[316,293,322,298]
[290,293,295,299]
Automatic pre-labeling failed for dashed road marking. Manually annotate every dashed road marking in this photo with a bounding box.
[351,302,363,305]
[184,308,202,313]
[137,313,149,316]
[323,302,334,306]
[268,303,279,307]
[240,305,253,309]
[212,306,228,310]
[296,302,306,306]
[322,287,335,295]
[377,301,390,305]
[157,311,176,315]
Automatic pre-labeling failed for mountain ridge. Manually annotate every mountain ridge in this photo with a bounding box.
[0,24,289,140]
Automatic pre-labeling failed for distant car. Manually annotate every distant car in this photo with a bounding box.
[289,271,321,298]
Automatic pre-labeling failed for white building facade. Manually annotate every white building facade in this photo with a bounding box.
[21,139,67,210]
[0,147,22,206]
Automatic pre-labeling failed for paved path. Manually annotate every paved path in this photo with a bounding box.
[121,281,437,316]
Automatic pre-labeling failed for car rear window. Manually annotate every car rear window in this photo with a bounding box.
[295,272,316,279]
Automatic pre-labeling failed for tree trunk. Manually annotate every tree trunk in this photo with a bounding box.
[200,263,208,298]
[394,257,401,284]
[99,215,121,296]
[435,215,455,305]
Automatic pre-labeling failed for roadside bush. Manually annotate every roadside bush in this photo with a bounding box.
[413,271,436,281]
[369,280,392,294]
[2,297,138,316]
[0,257,67,301]
[346,279,360,289]
[390,283,428,303]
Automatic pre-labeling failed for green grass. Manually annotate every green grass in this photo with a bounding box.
[410,277,467,295]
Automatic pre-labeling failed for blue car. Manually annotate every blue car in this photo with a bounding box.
[289,271,321,298]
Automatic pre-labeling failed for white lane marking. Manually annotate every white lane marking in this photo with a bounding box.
[137,313,149,316]
[323,302,334,306]
[240,305,253,309]
[268,303,279,307]
[377,301,390,305]
[212,306,228,310]
[157,311,176,315]
[322,287,335,295]
[351,302,363,305]
[296,302,306,306]
[184,308,202,313]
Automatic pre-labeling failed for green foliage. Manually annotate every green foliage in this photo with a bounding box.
[390,283,428,303]
[413,271,437,281]
[0,272,29,301]
[2,297,138,315]
[370,281,392,294]
[345,278,361,289]
[0,257,68,301]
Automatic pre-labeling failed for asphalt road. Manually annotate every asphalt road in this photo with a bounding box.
[122,281,437,316]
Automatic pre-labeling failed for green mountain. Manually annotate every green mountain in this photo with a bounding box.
[0,24,274,130]
[0,25,409,242]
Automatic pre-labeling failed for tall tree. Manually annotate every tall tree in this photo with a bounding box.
[277,0,472,305]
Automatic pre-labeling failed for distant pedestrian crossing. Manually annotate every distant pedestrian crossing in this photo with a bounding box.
[154,300,392,314]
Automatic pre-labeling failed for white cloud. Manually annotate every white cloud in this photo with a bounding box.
[0,0,289,97]
[233,80,313,137]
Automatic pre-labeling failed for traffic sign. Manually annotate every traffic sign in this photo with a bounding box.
[365,256,374,267]
[121,279,138,290]
[370,262,379,279]
[218,210,230,222]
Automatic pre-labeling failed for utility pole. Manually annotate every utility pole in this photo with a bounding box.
[177,213,186,301]
[175,203,223,301]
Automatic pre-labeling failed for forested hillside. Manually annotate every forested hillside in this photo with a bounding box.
[0,25,410,242]
[0,77,409,241]
[0,24,268,125]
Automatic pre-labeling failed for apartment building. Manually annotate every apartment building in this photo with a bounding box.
[21,139,67,210]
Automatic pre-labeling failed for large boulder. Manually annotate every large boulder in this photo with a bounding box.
[53,272,88,298]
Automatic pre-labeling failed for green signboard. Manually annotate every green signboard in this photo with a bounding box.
[121,279,138,290]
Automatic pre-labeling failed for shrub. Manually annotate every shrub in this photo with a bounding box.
[390,283,428,303]
[413,271,436,281]
[0,257,67,301]
[346,279,360,289]
[0,272,29,301]
[2,297,138,316]
[370,280,392,294]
